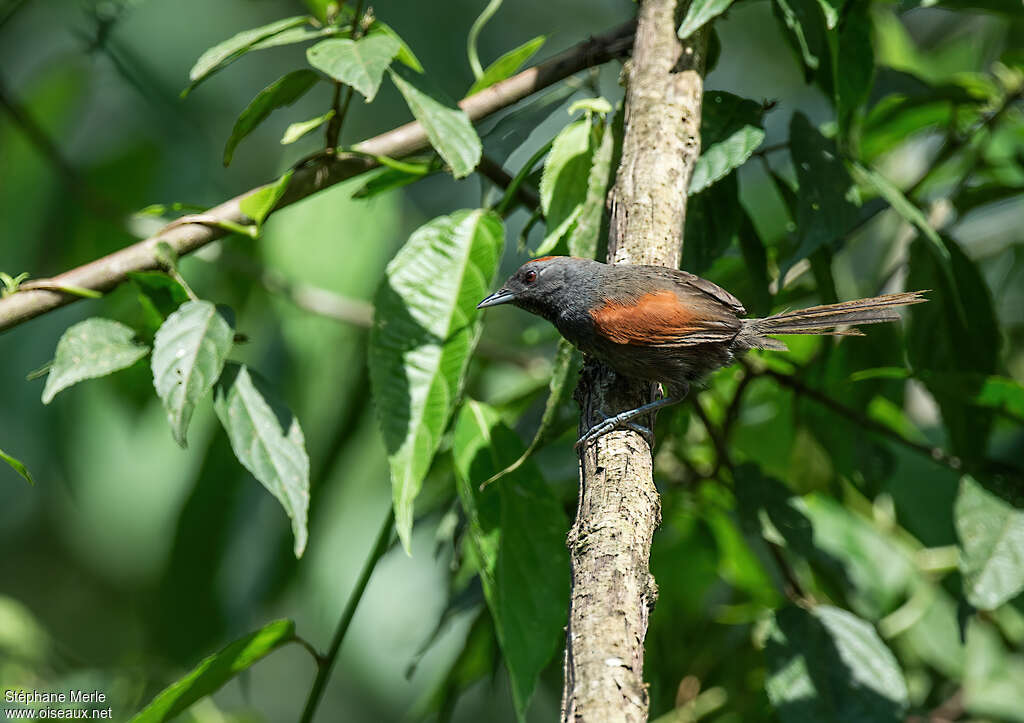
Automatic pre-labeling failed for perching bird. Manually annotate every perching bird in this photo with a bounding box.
[477,256,927,448]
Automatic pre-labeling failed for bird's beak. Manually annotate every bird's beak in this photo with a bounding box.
[477,288,516,309]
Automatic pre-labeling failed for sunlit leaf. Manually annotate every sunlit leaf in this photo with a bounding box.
[0,447,34,485]
[690,92,765,194]
[185,16,312,95]
[42,319,150,404]
[307,34,401,102]
[352,163,437,199]
[566,115,614,259]
[467,36,545,96]
[765,604,909,722]
[390,65,481,178]
[239,169,294,226]
[539,118,594,252]
[453,400,568,722]
[214,365,310,557]
[956,476,1024,610]
[678,0,734,39]
[224,70,319,165]
[281,109,335,145]
[369,210,504,552]
[371,21,423,72]
[152,301,233,447]
[129,619,295,722]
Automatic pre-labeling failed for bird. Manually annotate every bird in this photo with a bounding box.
[477,255,927,448]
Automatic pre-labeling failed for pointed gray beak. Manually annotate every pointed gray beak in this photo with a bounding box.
[477,288,517,309]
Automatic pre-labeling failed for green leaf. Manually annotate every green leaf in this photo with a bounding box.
[215,365,310,557]
[691,92,765,194]
[307,34,401,102]
[129,272,190,333]
[453,400,569,722]
[389,65,481,179]
[956,476,1024,610]
[369,22,423,72]
[184,16,312,95]
[779,113,859,282]
[152,301,234,448]
[280,109,335,145]
[467,36,545,96]
[815,0,843,28]
[369,210,504,552]
[848,162,941,247]
[539,118,595,252]
[249,24,342,51]
[239,169,294,226]
[129,619,295,722]
[352,163,437,199]
[223,70,319,166]
[42,319,150,404]
[566,115,615,259]
[685,171,740,274]
[0,447,33,485]
[568,97,613,117]
[765,604,909,722]
[479,339,579,488]
[678,0,734,39]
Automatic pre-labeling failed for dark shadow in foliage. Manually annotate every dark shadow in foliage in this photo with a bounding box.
[734,464,855,603]
[765,605,907,723]
[685,171,740,276]
[151,431,245,665]
[370,275,444,459]
[907,235,1000,468]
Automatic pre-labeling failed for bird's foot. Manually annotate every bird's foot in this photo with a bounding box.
[575,397,681,450]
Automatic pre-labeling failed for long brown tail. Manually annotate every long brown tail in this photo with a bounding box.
[742,291,928,351]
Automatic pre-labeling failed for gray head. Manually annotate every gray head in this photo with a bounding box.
[477,256,597,322]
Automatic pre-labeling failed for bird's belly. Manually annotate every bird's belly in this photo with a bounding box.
[586,338,733,386]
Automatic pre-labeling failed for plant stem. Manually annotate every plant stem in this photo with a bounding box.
[298,508,395,723]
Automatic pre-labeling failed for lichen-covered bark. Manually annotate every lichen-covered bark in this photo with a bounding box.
[561,1,706,721]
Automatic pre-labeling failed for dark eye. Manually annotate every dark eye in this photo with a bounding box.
[524,269,537,284]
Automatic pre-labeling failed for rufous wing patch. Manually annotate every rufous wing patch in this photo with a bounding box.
[591,290,702,345]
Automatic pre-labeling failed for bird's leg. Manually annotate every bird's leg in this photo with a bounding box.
[575,391,685,450]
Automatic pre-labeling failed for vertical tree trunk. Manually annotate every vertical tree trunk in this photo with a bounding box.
[561,1,707,721]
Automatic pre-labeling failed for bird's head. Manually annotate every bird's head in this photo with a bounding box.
[477,256,590,320]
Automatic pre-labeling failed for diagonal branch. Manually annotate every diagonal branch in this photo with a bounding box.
[0,20,635,335]
[563,2,707,721]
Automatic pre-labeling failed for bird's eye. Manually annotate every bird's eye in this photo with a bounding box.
[524,269,537,284]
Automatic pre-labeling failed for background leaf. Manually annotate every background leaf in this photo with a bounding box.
[306,34,401,102]
[151,301,233,447]
[779,112,859,281]
[130,619,295,722]
[453,400,569,721]
[223,70,318,166]
[185,16,311,94]
[239,169,294,226]
[369,210,503,552]
[765,605,910,722]
[214,365,310,558]
[955,476,1024,610]
[390,65,482,178]
[42,318,150,404]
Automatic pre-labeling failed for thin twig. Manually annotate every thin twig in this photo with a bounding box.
[299,508,394,723]
[692,395,732,474]
[0,20,636,334]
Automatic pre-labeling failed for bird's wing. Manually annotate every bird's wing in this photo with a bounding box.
[667,269,747,316]
[589,289,741,347]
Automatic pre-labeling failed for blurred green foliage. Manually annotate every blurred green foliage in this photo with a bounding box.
[1,0,1023,721]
